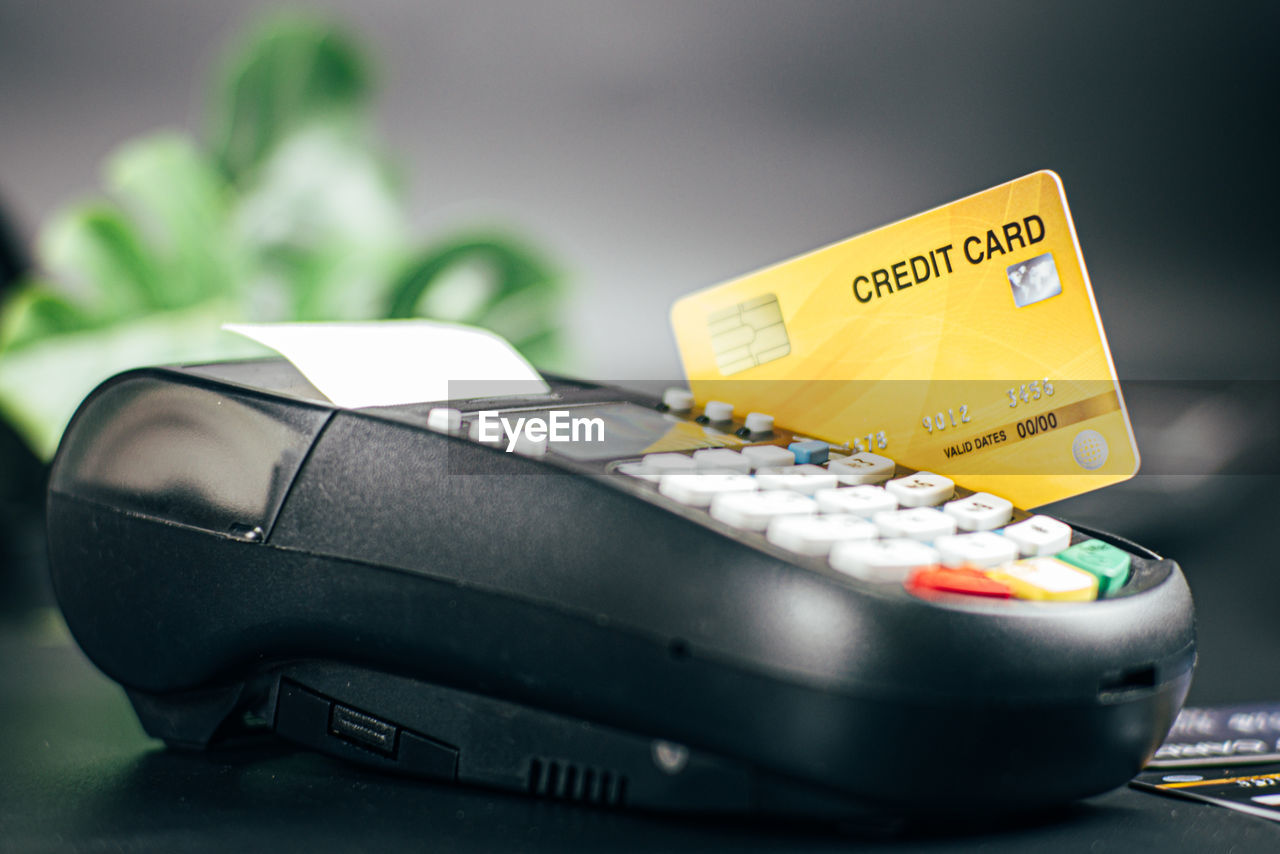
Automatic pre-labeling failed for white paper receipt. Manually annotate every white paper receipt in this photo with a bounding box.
[223,321,549,408]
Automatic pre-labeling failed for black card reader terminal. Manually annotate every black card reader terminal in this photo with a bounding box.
[46,357,1195,817]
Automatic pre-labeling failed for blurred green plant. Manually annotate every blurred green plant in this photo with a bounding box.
[0,14,566,461]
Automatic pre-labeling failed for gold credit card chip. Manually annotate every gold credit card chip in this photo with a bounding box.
[707,294,790,375]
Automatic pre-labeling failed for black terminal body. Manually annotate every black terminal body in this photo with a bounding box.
[46,359,1195,818]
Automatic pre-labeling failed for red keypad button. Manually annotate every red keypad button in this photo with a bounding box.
[906,566,1013,599]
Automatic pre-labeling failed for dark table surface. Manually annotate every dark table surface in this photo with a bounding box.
[5,471,1280,851]
[3,621,1280,854]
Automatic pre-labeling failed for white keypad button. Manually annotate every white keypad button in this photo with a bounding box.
[873,507,957,541]
[511,433,547,457]
[617,463,659,482]
[641,453,698,474]
[814,485,898,517]
[469,419,503,447]
[709,490,818,531]
[662,387,694,411]
[703,400,734,422]
[426,407,463,435]
[827,452,897,485]
[754,464,838,494]
[884,471,955,507]
[659,474,758,507]
[1002,515,1073,556]
[943,492,1014,531]
[766,514,878,556]
[934,532,1019,568]
[740,445,796,469]
[743,412,775,433]
[692,448,753,474]
[830,538,941,583]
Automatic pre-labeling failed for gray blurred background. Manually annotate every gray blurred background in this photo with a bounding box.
[1,1,1277,699]
[2,0,1276,381]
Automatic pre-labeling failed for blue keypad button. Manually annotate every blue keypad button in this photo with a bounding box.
[788,440,830,465]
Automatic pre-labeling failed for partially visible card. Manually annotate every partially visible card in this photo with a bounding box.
[671,171,1138,508]
[1133,764,1280,823]
[1148,703,1280,768]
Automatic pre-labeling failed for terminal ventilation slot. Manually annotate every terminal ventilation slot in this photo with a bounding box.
[527,757,627,806]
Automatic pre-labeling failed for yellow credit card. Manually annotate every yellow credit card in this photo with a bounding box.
[671,170,1137,508]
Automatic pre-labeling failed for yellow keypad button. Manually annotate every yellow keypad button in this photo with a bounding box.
[986,557,1099,602]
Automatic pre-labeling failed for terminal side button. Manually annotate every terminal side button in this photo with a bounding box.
[330,703,398,756]
[274,680,458,781]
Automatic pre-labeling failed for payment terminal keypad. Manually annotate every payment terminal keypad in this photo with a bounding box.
[591,392,1140,605]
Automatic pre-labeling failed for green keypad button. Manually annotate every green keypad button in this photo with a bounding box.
[1055,539,1131,596]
